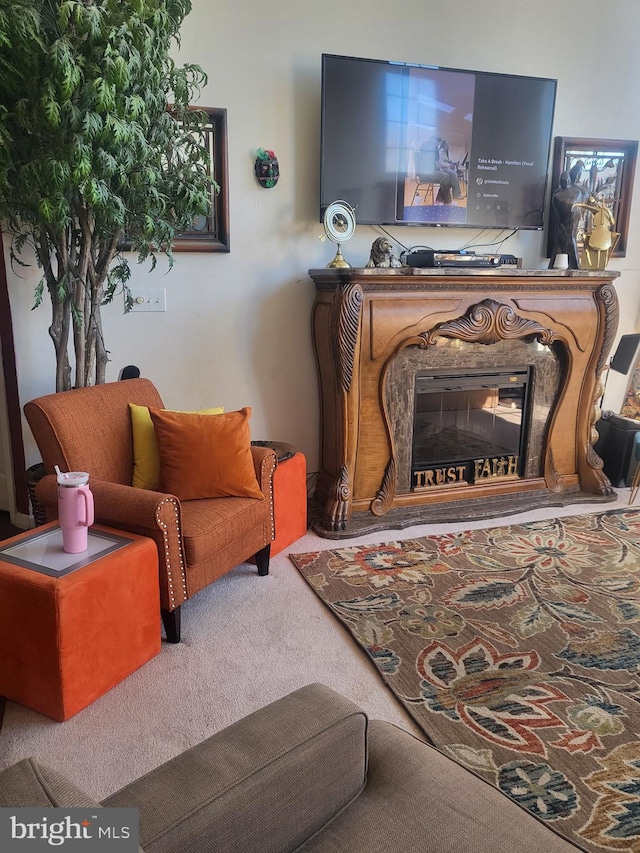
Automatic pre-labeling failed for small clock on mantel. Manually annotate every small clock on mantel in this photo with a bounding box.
[321,200,356,268]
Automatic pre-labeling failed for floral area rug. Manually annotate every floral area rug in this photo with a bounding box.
[290,509,640,852]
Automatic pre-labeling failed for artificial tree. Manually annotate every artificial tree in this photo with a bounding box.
[0,0,213,391]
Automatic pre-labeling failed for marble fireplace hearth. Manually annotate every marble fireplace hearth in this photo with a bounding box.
[310,267,620,539]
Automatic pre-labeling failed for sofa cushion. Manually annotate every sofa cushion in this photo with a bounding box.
[130,403,224,490]
[149,407,263,501]
[300,719,581,852]
[103,683,368,853]
[179,494,269,572]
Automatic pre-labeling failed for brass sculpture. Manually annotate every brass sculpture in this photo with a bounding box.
[573,197,620,269]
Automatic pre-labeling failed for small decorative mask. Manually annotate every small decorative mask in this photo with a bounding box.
[255,148,279,188]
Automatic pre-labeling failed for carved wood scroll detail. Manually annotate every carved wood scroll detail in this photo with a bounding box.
[371,457,396,516]
[331,282,363,393]
[324,464,351,531]
[588,283,619,491]
[422,298,556,347]
[545,446,567,493]
[586,442,605,473]
[595,283,620,379]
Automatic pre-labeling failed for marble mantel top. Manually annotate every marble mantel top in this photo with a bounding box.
[309,266,620,279]
[309,267,620,292]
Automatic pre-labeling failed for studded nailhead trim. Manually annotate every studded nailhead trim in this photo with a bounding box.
[262,453,277,540]
[155,496,187,608]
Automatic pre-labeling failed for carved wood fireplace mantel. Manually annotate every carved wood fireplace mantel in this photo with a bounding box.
[310,267,620,538]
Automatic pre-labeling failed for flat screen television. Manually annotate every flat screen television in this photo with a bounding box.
[320,53,557,231]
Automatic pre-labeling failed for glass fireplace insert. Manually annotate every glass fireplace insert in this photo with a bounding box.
[412,366,532,488]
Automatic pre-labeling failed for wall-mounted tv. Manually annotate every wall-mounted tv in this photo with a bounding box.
[320,53,557,231]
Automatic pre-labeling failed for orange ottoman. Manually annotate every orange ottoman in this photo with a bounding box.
[0,522,161,721]
[271,451,308,555]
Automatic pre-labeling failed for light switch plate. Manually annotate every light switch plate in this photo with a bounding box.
[128,289,166,312]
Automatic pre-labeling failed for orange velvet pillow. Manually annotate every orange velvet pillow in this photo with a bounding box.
[148,406,264,501]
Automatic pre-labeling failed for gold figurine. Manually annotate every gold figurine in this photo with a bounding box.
[573,197,620,269]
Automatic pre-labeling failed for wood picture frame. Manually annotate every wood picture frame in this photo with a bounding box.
[547,136,638,259]
[173,106,230,252]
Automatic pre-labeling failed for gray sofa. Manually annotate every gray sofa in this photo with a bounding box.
[0,683,580,852]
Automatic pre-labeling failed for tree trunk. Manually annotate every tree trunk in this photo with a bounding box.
[94,302,108,385]
[73,276,86,388]
[50,298,72,393]
[44,221,119,389]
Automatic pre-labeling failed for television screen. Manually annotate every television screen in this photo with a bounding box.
[320,54,557,230]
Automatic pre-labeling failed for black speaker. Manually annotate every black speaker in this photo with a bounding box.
[118,365,141,380]
[595,410,640,487]
[610,333,640,375]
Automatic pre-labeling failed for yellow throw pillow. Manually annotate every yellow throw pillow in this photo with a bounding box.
[148,406,263,501]
[130,403,224,490]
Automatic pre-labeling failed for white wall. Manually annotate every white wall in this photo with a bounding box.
[7,0,640,471]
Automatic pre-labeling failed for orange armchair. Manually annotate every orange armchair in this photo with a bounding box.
[24,379,276,643]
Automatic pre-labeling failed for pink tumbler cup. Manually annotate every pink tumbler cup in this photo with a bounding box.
[57,471,95,554]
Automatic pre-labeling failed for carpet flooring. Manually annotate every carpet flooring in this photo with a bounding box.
[290,506,640,853]
[0,490,634,828]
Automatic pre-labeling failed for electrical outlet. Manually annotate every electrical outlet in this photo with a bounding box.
[128,289,166,312]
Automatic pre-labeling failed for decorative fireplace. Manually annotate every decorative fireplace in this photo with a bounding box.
[310,267,620,537]
[385,333,562,497]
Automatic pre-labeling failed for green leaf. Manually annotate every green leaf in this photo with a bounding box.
[41,97,61,128]
[38,198,53,222]
[32,278,44,309]
[83,3,103,39]
[57,1,75,31]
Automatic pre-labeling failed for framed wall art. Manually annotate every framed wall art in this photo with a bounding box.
[173,106,230,253]
[547,137,638,259]
[120,106,230,254]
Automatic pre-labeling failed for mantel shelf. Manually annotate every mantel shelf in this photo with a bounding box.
[310,266,620,275]
[310,266,621,285]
